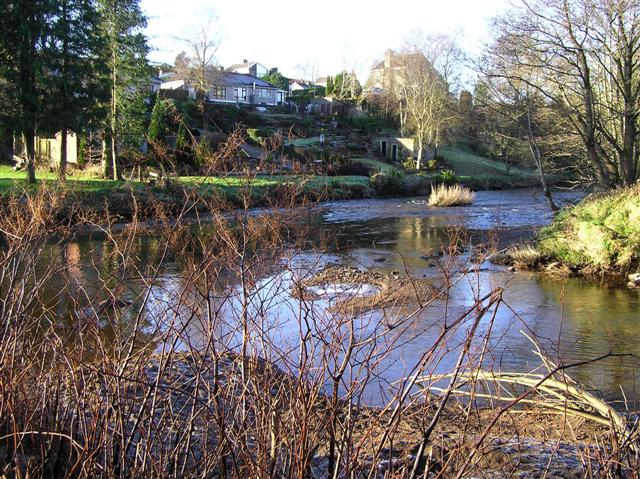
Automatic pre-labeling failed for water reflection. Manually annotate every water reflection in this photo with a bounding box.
[38,189,640,406]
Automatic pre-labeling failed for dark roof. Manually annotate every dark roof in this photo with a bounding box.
[213,72,277,89]
[225,61,257,71]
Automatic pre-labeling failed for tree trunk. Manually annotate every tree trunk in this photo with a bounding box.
[102,136,113,179]
[110,86,119,180]
[526,105,557,211]
[0,129,13,164]
[620,45,637,186]
[586,143,609,187]
[415,137,423,170]
[58,0,69,182]
[59,128,68,180]
[25,129,37,184]
[109,43,119,180]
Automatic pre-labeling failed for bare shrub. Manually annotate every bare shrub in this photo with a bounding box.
[0,140,637,478]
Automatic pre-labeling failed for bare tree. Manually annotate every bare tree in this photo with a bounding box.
[175,15,221,95]
[475,69,560,210]
[391,33,461,169]
[488,0,640,187]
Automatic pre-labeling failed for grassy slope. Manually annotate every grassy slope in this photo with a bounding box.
[347,158,395,173]
[0,165,126,194]
[439,145,537,188]
[538,184,640,271]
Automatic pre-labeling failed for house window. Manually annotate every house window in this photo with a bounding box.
[235,87,247,101]
[211,85,226,99]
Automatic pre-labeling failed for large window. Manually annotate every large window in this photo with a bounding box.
[234,87,247,101]
[211,85,226,99]
[256,88,273,98]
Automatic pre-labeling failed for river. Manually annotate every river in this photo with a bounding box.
[56,188,640,408]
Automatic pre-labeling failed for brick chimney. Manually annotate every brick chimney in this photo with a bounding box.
[243,59,248,64]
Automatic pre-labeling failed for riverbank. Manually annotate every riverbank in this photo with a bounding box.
[0,166,374,223]
[0,165,538,226]
[2,186,638,477]
[498,184,640,286]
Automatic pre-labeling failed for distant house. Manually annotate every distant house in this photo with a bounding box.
[226,60,269,78]
[207,72,280,106]
[315,77,329,87]
[308,97,343,116]
[34,131,81,165]
[148,75,163,93]
[276,89,288,105]
[289,79,318,94]
[155,68,285,106]
[366,49,431,94]
[375,136,434,163]
[159,78,197,99]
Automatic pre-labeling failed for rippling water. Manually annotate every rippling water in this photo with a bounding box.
[53,189,640,407]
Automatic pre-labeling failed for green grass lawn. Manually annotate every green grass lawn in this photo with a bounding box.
[180,174,370,191]
[348,158,396,173]
[439,145,535,178]
[287,137,320,147]
[0,165,128,194]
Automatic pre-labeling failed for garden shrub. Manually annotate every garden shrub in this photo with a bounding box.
[371,168,406,196]
[437,169,458,185]
[246,128,272,145]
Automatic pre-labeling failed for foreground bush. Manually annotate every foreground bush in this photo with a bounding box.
[428,184,475,206]
[1,159,638,478]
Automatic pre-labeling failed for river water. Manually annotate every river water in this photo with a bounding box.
[59,189,640,408]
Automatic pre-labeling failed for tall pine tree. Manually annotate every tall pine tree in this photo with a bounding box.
[96,0,148,180]
[325,76,334,96]
[47,0,104,179]
[0,0,54,184]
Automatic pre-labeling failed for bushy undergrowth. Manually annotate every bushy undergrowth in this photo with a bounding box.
[0,181,637,478]
[538,184,640,270]
[428,184,475,207]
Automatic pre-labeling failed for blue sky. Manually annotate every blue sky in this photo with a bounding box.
[141,0,510,81]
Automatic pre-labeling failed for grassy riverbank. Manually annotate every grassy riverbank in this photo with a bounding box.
[538,184,640,273]
[0,165,374,217]
[0,144,537,222]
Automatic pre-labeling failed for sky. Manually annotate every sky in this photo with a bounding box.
[141,0,511,82]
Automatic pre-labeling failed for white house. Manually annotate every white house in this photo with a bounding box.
[225,60,269,78]
[159,79,196,99]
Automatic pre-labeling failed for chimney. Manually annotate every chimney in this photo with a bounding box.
[269,67,278,74]
[384,49,393,69]
[243,59,248,64]
[159,68,163,77]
